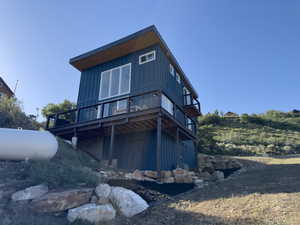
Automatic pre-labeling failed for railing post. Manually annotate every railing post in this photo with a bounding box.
[176,127,180,168]
[156,116,162,178]
[101,104,104,118]
[108,125,115,166]
[54,114,58,128]
[46,116,50,129]
[75,109,80,123]
[127,97,131,113]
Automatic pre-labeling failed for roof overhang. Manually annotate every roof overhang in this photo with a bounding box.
[0,77,14,96]
[69,25,198,98]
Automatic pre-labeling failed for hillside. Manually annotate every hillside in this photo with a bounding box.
[116,156,300,225]
[198,110,300,156]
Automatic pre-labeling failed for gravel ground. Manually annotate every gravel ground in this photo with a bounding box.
[112,158,300,225]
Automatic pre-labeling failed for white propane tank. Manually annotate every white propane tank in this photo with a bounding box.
[0,128,58,160]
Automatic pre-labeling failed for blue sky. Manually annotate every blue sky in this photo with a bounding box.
[1,0,299,120]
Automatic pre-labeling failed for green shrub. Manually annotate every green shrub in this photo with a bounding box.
[197,125,218,153]
[198,113,223,126]
[197,110,300,156]
[25,138,100,189]
[0,96,40,130]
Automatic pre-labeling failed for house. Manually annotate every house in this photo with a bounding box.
[46,26,201,172]
[0,77,14,99]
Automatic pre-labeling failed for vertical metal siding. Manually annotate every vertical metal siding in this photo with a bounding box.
[75,43,196,171]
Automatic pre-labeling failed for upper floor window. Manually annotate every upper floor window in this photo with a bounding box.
[99,63,131,100]
[0,92,3,99]
[183,86,192,105]
[176,72,181,84]
[139,51,156,64]
[169,64,174,76]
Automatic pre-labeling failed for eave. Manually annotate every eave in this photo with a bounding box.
[0,77,14,96]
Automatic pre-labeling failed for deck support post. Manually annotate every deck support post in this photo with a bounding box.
[156,116,162,178]
[108,125,115,166]
[176,127,180,168]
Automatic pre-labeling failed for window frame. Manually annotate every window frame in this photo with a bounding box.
[169,64,175,76]
[176,72,181,84]
[99,63,132,101]
[139,50,156,65]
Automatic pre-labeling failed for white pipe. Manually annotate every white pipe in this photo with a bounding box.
[0,128,58,160]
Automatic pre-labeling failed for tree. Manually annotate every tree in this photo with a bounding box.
[41,100,76,120]
[0,96,40,130]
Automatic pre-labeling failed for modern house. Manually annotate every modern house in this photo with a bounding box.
[0,77,14,100]
[47,26,201,173]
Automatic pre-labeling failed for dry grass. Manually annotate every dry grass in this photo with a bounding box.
[114,156,300,225]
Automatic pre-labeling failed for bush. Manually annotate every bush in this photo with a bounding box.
[25,138,100,189]
[198,113,223,126]
[0,96,40,129]
[197,125,218,153]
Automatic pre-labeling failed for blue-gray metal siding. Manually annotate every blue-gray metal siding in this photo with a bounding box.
[89,130,196,171]
[77,44,184,109]
[76,44,196,171]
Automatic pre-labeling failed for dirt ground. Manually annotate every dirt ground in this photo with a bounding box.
[113,156,300,225]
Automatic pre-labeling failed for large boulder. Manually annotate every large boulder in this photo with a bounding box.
[132,170,144,180]
[143,170,158,179]
[32,188,93,213]
[67,203,116,223]
[214,159,227,170]
[95,183,111,204]
[226,159,242,169]
[109,186,149,217]
[211,171,224,181]
[172,168,193,183]
[161,170,172,178]
[11,184,48,201]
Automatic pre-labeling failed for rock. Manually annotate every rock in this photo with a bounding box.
[132,170,144,180]
[161,177,175,183]
[173,168,193,183]
[201,166,215,174]
[67,203,116,223]
[144,170,158,179]
[32,188,93,213]
[109,186,149,217]
[95,184,111,204]
[212,171,224,181]
[161,170,172,178]
[197,171,212,181]
[188,171,196,177]
[90,195,97,203]
[226,159,242,169]
[11,184,48,201]
[214,160,227,170]
[194,179,204,188]
[125,173,133,179]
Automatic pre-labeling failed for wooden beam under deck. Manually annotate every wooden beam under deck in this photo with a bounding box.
[49,108,197,142]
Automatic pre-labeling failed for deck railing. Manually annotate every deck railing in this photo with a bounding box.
[46,90,197,135]
[183,93,201,112]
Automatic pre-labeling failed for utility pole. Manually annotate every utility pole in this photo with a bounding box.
[13,80,19,95]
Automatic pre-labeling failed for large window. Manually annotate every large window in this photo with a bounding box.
[99,63,131,100]
[161,94,174,115]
